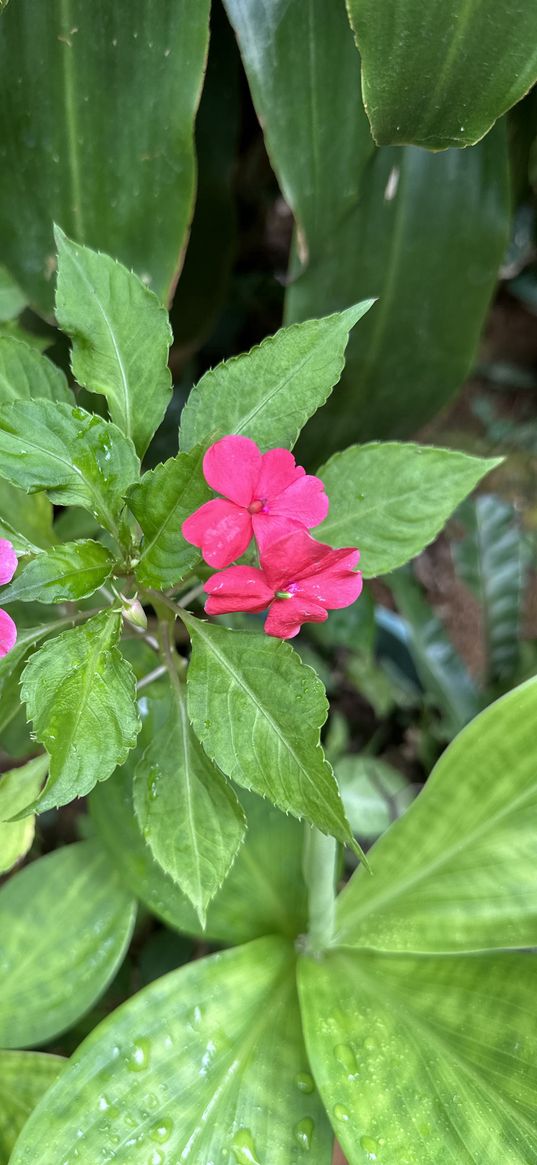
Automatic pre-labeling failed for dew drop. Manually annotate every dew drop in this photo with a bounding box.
[363,1036,376,1051]
[127,1037,151,1071]
[334,1043,358,1076]
[295,1072,315,1094]
[230,1127,262,1164]
[333,1104,349,1122]
[294,1117,314,1150]
[148,1152,164,1165]
[360,1135,380,1159]
[150,1118,173,1144]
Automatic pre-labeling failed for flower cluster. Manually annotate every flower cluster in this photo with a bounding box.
[182,435,362,639]
[0,539,17,657]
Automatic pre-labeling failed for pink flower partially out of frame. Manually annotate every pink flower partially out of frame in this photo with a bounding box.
[204,528,362,639]
[0,538,17,657]
[182,435,329,568]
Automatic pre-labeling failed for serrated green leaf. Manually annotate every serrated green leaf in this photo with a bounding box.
[0,479,55,554]
[126,445,211,589]
[21,610,140,811]
[179,303,373,452]
[0,841,135,1048]
[133,677,245,923]
[299,948,537,1165]
[0,1051,64,1164]
[10,937,332,1165]
[0,539,114,605]
[0,336,73,405]
[0,399,139,539]
[55,228,172,457]
[0,615,81,735]
[0,265,26,322]
[316,443,501,578]
[0,756,48,873]
[336,677,537,953]
[184,615,353,845]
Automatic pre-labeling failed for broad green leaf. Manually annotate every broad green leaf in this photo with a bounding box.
[336,677,537,953]
[21,611,140,812]
[316,443,501,578]
[0,321,50,352]
[0,399,139,539]
[336,755,416,841]
[179,304,373,452]
[55,229,172,457]
[299,948,537,1164]
[0,1051,64,1164]
[0,265,26,322]
[10,937,332,1165]
[0,479,55,554]
[133,678,246,923]
[0,614,82,734]
[184,615,354,845]
[0,755,48,873]
[347,0,537,149]
[0,841,135,1048]
[0,1,211,316]
[453,494,523,685]
[0,336,73,405]
[126,446,211,589]
[0,539,114,605]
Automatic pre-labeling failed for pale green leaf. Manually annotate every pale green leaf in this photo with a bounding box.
[299,948,537,1164]
[179,303,373,452]
[0,539,114,605]
[0,336,73,405]
[336,677,537,953]
[21,610,141,812]
[10,937,332,1165]
[0,841,136,1048]
[0,615,82,735]
[184,615,354,845]
[0,265,26,322]
[55,228,172,457]
[336,755,416,841]
[0,1051,64,1164]
[316,443,501,578]
[0,755,48,872]
[0,479,55,554]
[126,445,211,589]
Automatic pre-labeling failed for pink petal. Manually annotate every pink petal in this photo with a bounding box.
[264,596,328,640]
[0,538,17,585]
[256,448,305,501]
[252,513,306,565]
[269,473,329,527]
[0,608,16,657]
[203,436,262,507]
[296,563,363,610]
[258,529,338,590]
[204,566,274,614]
[182,498,253,569]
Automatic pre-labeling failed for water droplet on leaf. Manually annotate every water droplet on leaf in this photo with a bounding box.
[295,1072,315,1094]
[230,1128,262,1164]
[360,1135,380,1159]
[294,1117,314,1150]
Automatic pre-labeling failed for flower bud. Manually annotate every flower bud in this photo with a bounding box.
[121,596,147,631]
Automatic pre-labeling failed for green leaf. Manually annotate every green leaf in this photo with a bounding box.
[0,539,114,605]
[335,677,537,953]
[21,610,140,812]
[336,755,416,842]
[126,445,211,589]
[453,494,523,685]
[184,615,354,845]
[10,937,333,1165]
[0,265,26,322]
[0,479,55,554]
[0,1,211,316]
[133,678,246,924]
[299,948,537,1164]
[0,399,139,539]
[179,304,373,452]
[0,336,73,405]
[0,1051,64,1164]
[0,756,48,873]
[0,841,135,1048]
[55,229,172,457]
[0,615,79,735]
[316,443,501,578]
[347,0,537,149]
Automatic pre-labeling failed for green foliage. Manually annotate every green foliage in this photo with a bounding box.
[0,540,114,605]
[0,265,26,321]
[55,229,172,457]
[0,616,77,734]
[126,446,211,589]
[0,481,55,554]
[335,755,416,841]
[0,755,47,874]
[20,611,140,812]
[0,336,73,405]
[0,842,135,1048]
[0,1052,64,1163]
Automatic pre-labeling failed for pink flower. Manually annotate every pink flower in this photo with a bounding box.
[182,435,329,568]
[0,539,17,657]
[204,529,362,639]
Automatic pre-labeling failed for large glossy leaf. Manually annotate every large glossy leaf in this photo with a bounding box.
[335,677,537,953]
[55,230,172,457]
[0,755,48,874]
[0,400,139,540]
[126,445,211,589]
[0,480,55,555]
[316,443,500,578]
[10,937,332,1165]
[0,841,135,1048]
[347,0,537,149]
[21,610,140,812]
[299,948,537,1164]
[0,1051,64,1164]
[0,337,72,405]
[184,615,354,846]
[0,1,211,316]
[179,304,373,452]
[0,539,114,605]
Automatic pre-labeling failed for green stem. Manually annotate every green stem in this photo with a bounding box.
[303,826,338,955]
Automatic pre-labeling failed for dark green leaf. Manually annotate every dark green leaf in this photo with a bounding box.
[126,446,211,589]
[0,539,114,605]
[0,265,26,322]
[0,1051,64,1164]
[0,336,72,405]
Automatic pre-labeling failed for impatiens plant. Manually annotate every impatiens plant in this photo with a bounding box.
[1,231,536,1164]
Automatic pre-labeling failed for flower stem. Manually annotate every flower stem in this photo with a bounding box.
[302,826,338,955]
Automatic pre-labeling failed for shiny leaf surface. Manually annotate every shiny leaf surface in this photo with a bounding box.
[0,539,114,605]
[0,337,72,405]
[126,445,211,589]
